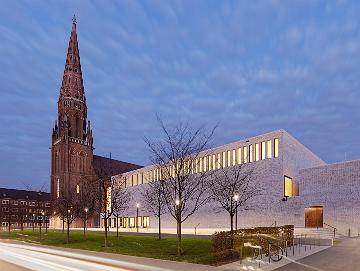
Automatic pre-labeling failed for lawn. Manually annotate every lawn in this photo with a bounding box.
[0,229,215,265]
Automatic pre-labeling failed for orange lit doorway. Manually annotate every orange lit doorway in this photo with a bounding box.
[305,206,323,228]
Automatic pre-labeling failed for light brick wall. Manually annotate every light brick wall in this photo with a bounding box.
[111,130,326,232]
[298,160,360,236]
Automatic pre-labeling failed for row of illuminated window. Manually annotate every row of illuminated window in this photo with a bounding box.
[119,138,279,188]
[101,216,150,228]
[1,222,46,227]
[1,200,50,207]
[2,207,47,213]
[1,215,49,220]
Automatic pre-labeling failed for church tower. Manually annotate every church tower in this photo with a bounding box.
[51,16,94,201]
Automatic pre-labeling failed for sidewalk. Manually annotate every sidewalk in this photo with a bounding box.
[218,243,330,271]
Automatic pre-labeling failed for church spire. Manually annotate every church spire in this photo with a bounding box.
[59,15,85,102]
[56,16,89,141]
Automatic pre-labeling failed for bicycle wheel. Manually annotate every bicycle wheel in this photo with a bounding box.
[270,245,283,262]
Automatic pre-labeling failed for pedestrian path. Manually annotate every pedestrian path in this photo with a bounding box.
[274,237,360,271]
[218,242,330,271]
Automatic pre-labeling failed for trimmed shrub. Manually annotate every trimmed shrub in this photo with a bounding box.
[212,225,294,264]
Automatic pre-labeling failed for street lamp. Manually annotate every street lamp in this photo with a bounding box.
[136,203,140,232]
[32,214,35,232]
[40,211,45,240]
[234,194,239,231]
[84,208,88,236]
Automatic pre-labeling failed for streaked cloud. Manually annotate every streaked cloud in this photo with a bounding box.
[0,0,359,190]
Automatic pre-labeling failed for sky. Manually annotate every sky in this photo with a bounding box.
[0,0,360,191]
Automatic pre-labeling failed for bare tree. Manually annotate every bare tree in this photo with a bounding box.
[53,190,79,243]
[93,154,116,247]
[145,118,216,256]
[141,179,167,240]
[209,163,262,233]
[77,177,97,237]
[111,176,131,238]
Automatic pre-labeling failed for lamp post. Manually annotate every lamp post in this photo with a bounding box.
[44,211,48,233]
[136,203,140,232]
[40,211,44,240]
[32,214,35,232]
[175,199,180,235]
[234,194,239,231]
[84,208,88,236]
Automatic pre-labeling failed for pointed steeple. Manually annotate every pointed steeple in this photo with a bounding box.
[59,15,85,101]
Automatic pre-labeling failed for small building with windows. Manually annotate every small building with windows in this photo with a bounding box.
[0,188,51,230]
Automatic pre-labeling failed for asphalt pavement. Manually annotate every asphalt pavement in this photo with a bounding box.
[275,237,360,271]
[0,240,218,271]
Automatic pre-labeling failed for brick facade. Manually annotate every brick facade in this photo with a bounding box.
[0,188,51,230]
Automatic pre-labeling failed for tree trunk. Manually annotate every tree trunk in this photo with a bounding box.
[83,217,86,236]
[230,213,234,234]
[62,219,65,233]
[67,221,70,243]
[104,216,108,247]
[158,213,161,240]
[116,217,119,238]
[177,220,182,256]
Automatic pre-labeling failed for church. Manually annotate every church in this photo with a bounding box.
[51,18,360,237]
[50,17,142,228]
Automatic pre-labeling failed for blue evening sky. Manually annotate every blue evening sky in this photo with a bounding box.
[0,1,359,190]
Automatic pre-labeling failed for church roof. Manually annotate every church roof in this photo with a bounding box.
[0,188,51,201]
[93,155,143,178]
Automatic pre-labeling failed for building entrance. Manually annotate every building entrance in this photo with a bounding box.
[305,206,323,228]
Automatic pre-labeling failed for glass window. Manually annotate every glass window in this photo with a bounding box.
[237,148,242,164]
[56,179,60,198]
[232,149,236,166]
[284,176,293,197]
[106,187,112,212]
[137,216,142,227]
[217,153,221,169]
[199,157,203,173]
[129,217,135,228]
[227,150,231,167]
[123,217,129,228]
[118,217,123,227]
[243,146,248,163]
[267,140,272,158]
[255,143,259,161]
[222,152,226,168]
[143,216,150,228]
[212,154,216,170]
[274,138,279,158]
[261,142,266,160]
[76,184,80,193]
[249,145,253,163]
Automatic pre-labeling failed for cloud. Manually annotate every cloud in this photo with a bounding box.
[0,1,359,190]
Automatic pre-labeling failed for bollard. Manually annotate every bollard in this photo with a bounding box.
[269,243,271,264]
[239,246,242,264]
[293,239,295,256]
[285,240,288,257]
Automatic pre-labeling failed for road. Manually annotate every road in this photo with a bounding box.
[0,241,217,271]
[275,237,360,271]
